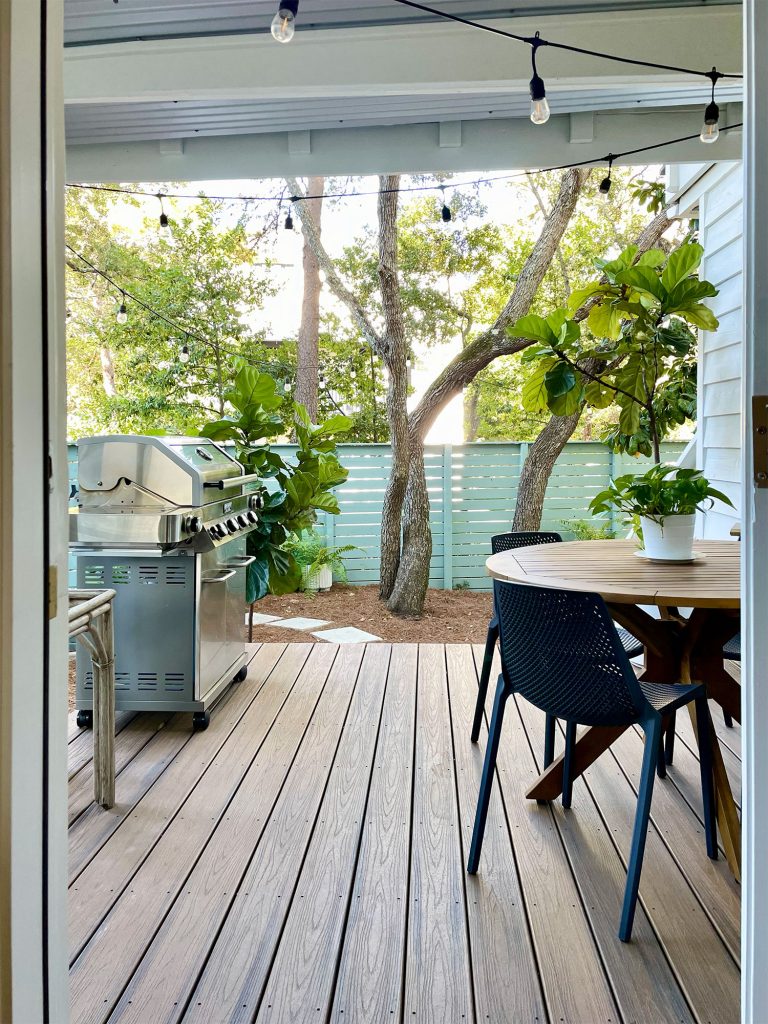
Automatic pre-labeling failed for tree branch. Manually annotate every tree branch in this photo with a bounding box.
[408,167,590,440]
[285,176,384,355]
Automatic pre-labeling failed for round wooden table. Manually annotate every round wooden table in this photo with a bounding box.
[487,539,741,877]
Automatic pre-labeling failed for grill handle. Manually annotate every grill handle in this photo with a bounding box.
[204,472,262,490]
[226,555,256,568]
[201,568,237,585]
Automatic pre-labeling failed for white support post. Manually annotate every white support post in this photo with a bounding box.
[741,4,768,1021]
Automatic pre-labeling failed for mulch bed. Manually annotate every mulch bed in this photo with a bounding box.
[245,584,493,645]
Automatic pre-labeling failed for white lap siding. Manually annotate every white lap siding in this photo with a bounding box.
[669,160,743,537]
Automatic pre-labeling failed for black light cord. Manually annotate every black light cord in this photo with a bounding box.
[387,0,741,80]
[64,120,743,207]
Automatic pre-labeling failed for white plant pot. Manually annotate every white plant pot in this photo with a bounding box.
[640,514,696,562]
[302,564,333,592]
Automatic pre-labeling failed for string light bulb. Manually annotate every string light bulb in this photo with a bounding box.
[700,68,721,144]
[179,340,190,363]
[116,292,128,324]
[529,33,550,125]
[284,206,294,231]
[157,193,172,238]
[271,0,298,43]
[599,155,615,195]
[439,186,452,223]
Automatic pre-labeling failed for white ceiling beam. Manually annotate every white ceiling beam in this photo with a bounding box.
[63,7,741,106]
[66,109,742,183]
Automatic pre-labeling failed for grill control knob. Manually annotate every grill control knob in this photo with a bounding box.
[226,518,238,533]
[237,514,248,528]
[249,494,264,511]
[246,510,258,525]
[184,515,203,535]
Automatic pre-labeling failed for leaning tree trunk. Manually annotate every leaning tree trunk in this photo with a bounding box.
[464,386,480,441]
[386,438,432,615]
[512,412,582,531]
[376,176,412,600]
[294,175,324,421]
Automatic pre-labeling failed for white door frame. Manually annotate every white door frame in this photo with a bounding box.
[0,0,68,1019]
[741,2,768,1021]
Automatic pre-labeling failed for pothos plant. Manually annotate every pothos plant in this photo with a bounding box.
[513,241,717,461]
[198,364,352,600]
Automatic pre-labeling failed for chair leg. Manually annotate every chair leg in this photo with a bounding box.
[544,714,556,769]
[695,695,719,860]
[471,620,498,743]
[467,676,510,874]
[723,709,734,728]
[562,720,577,809]
[619,715,661,942]
[664,710,676,765]
[656,730,667,780]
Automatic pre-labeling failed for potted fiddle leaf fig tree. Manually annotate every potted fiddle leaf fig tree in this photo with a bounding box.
[198,363,352,599]
[589,464,734,561]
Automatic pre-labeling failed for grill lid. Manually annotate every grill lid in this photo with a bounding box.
[77,435,243,508]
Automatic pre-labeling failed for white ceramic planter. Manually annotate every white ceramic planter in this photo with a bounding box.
[640,514,696,561]
[302,564,333,592]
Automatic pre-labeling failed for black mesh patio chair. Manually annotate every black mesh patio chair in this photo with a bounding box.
[467,580,717,943]
[471,532,645,752]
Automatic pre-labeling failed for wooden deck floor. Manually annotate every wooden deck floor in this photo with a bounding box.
[68,643,741,1024]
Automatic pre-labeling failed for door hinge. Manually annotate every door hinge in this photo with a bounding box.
[753,396,768,487]
[47,565,58,619]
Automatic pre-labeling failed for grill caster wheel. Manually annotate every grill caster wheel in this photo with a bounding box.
[192,712,210,732]
[76,710,93,729]
[234,665,248,683]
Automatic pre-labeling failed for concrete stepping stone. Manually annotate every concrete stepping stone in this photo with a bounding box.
[244,612,284,625]
[312,626,381,644]
[271,616,331,631]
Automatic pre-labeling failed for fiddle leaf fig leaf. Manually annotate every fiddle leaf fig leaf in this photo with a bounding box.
[521,358,557,413]
[510,314,558,346]
[544,362,577,399]
[661,242,704,291]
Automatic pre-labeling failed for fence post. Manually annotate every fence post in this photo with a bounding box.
[443,444,453,590]
[607,447,615,535]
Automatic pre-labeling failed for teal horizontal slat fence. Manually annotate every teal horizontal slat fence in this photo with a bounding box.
[68,440,685,592]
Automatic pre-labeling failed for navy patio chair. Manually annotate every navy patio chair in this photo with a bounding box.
[467,580,717,943]
[471,533,645,764]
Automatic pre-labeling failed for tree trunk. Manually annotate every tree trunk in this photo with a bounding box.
[295,175,324,421]
[376,176,411,600]
[512,411,582,531]
[464,386,479,441]
[386,438,433,615]
[99,345,117,396]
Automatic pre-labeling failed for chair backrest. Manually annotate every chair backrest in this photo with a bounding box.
[491,531,562,555]
[493,580,648,727]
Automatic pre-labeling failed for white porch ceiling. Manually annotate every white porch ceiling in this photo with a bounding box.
[63,1,743,179]
[63,0,740,46]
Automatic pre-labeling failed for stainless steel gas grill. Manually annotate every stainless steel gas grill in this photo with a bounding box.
[70,435,264,731]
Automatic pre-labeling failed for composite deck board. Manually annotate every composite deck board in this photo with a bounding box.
[67,710,137,780]
[575,728,741,1023]
[612,725,741,961]
[331,644,418,1022]
[403,643,474,1024]
[445,645,547,1024]
[108,642,344,1024]
[68,644,285,891]
[68,643,741,1024]
[255,644,392,1023]
[470,646,620,1024]
[69,644,315,1022]
[182,644,366,1023]
[516,695,699,1024]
